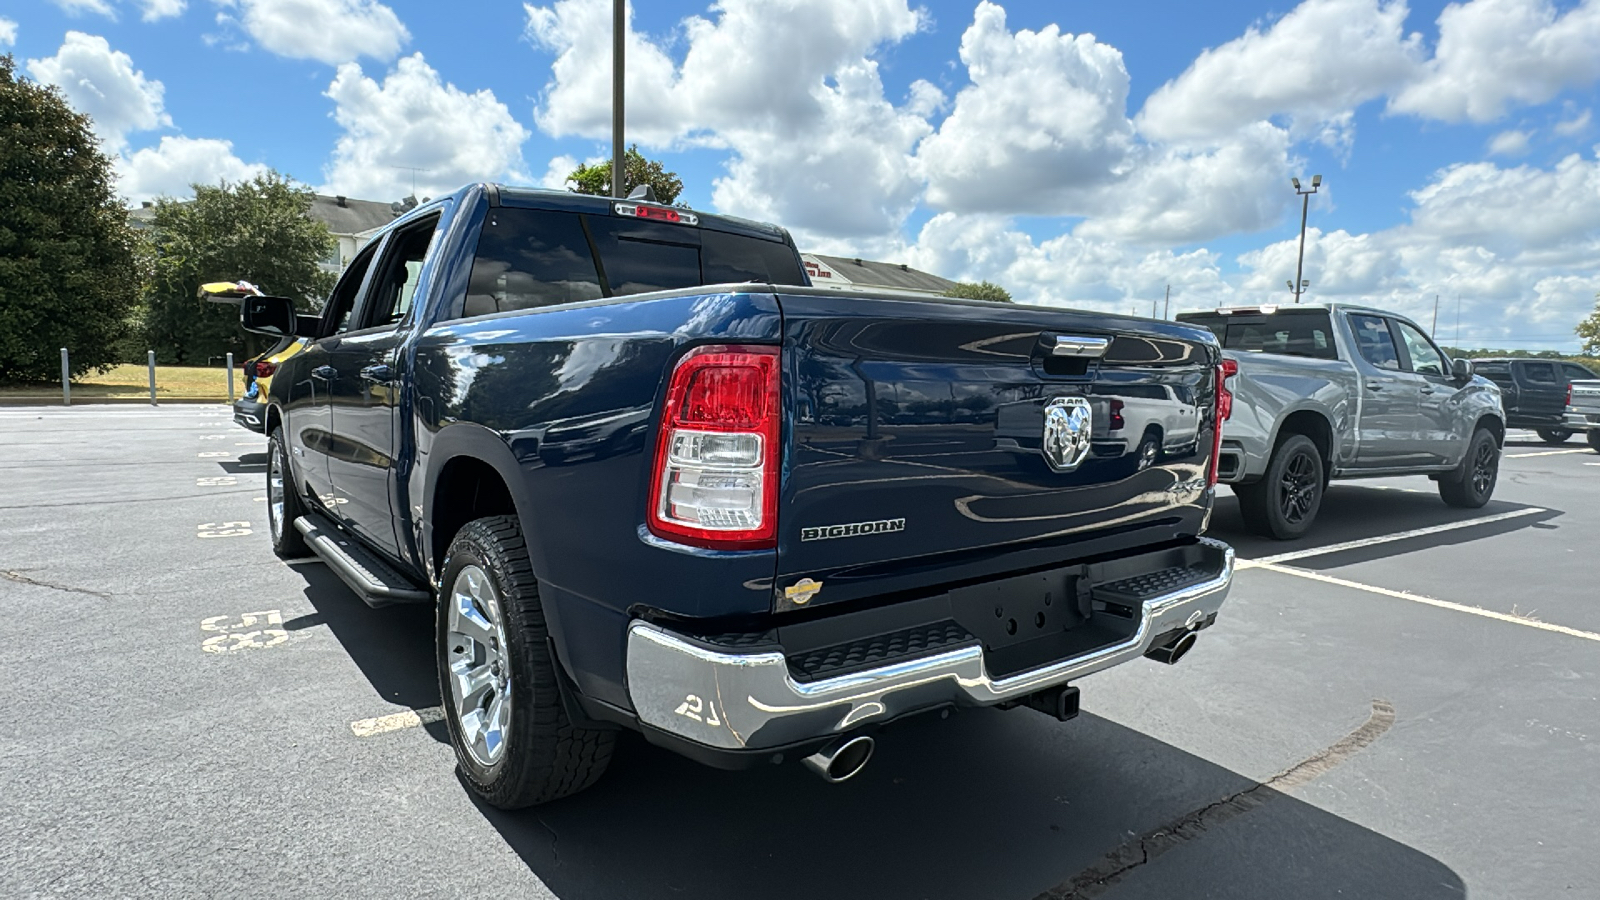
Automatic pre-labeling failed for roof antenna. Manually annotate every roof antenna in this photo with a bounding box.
[627,183,659,203]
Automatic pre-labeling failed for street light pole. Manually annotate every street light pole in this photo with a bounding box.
[612,0,625,199]
[1290,174,1321,303]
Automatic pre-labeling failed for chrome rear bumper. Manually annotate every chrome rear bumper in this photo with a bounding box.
[625,538,1234,752]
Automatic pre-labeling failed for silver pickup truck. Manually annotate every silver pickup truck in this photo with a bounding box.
[1564,379,1600,452]
[1177,304,1505,539]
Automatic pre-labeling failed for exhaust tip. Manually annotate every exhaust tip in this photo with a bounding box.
[802,735,875,783]
[1144,630,1198,665]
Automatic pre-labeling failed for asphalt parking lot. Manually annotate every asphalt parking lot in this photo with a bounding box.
[3,405,1597,899]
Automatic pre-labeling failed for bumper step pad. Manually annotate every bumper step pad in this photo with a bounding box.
[787,621,976,683]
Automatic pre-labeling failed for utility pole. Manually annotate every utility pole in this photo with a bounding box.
[1163,284,1171,320]
[1289,175,1321,302]
[612,0,625,199]
[1432,294,1440,335]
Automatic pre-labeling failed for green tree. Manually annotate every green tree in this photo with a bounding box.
[143,172,336,364]
[1578,293,1600,356]
[567,145,685,204]
[942,281,1013,303]
[0,55,143,382]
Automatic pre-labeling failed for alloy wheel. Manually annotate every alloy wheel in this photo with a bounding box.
[1278,451,1318,524]
[268,446,285,543]
[446,565,513,768]
[1471,440,1498,495]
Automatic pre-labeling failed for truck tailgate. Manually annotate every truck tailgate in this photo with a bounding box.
[1570,381,1600,419]
[774,289,1221,612]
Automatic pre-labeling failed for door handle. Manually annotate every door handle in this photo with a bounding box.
[360,364,397,384]
[1364,381,1384,391]
[1419,385,1437,395]
[311,365,337,380]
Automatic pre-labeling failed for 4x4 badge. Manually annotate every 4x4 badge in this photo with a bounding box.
[784,578,823,605]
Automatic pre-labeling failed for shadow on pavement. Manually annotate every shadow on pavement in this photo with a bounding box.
[462,708,1462,900]
[1211,483,1560,567]
[283,563,447,741]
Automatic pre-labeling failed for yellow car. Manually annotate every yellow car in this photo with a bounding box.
[234,337,305,432]
[196,281,308,433]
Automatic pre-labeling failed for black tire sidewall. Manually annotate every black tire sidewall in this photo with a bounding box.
[1262,435,1324,540]
[1589,430,1600,453]
[1536,428,1571,444]
[1441,428,1499,507]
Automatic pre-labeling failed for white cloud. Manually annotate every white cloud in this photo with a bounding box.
[0,18,17,46]
[26,32,170,150]
[1075,123,1296,245]
[140,0,186,22]
[117,136,267,202]
[914,2,1136,215]
[50,0,117,17]
[539,155,580,191]
[524,0,933,239]
[1487,129,1531,156]
[219,0,410,65]
[1554,108,1591,136]
[1390,0,1600,123]
[1407,153,1600,250]
[1138,0,1422,142]
[321,54,531,200]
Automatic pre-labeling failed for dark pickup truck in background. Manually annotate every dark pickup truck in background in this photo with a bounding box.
[242,183,1235,808]
[1472,357,1597,444]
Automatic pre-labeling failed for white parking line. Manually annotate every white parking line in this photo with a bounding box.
[1244,561,1600,644]
[351,706,444,737]
[1506,449,1592,458]
[1248,507,1547,565]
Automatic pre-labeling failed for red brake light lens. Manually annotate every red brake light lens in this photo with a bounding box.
[614,202,699,226]
[1208,359,1238,488]
[253,360,279,379]
[648,345,780,550]
[1108,398,1125,431]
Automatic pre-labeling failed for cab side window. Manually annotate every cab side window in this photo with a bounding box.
[360,215,440,330]
[1395,320,1446,377]
[325,242,380,335]
[1563,363,1596,381]
[1349,314,1401,371]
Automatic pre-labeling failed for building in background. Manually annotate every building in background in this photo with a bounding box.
[801,254,956,297]
[309,194,418,272]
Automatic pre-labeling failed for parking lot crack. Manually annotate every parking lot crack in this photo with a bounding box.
[1037,699,1395,900]
[1,569,112,599]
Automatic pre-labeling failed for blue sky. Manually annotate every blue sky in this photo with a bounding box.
[6,0,1600,348]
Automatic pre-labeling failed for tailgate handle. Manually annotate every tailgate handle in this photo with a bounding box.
[1050,335,1111,358]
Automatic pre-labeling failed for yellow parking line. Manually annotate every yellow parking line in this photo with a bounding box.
[350,707,444,737]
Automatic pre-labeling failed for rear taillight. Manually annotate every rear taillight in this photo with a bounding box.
[253,360,279,379]
[1207,359,1238,488]
[1108,398,1125,431]
[647,345,780,550]
[1567,383,1573,407]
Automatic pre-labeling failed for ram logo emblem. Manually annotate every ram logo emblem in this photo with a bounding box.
[1042,397,1093,472]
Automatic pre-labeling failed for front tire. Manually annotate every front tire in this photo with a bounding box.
[1587,430,1600,453]
[438,516,614,809]
[267,428,310,559]
[1235,434,1324,540]
[1535,427,1572,444]
[1439,428,1500,508]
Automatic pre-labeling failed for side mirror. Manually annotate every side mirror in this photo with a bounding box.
[241,295,302,337]
[1452,358,1474,380]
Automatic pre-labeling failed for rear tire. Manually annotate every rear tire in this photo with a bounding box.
[438,516,614,809]
[1235,434,1324,541]
[267,428,310,559]
[1588,430,1600,453]
[1439,428,1499,508]
[1535,427,1572,444]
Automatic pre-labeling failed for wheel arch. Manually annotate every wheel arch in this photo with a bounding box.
[1272,407,1335,472]
[422,423,543,586]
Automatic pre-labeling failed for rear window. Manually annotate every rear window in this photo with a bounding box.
[1474,362,1511,378]
[1562,363,1595,381]
[1178,311,1337,360]
[456,208,805,319]
[1521,362,1557,384]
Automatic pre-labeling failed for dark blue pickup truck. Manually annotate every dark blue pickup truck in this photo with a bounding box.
[241,184,1236,808]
